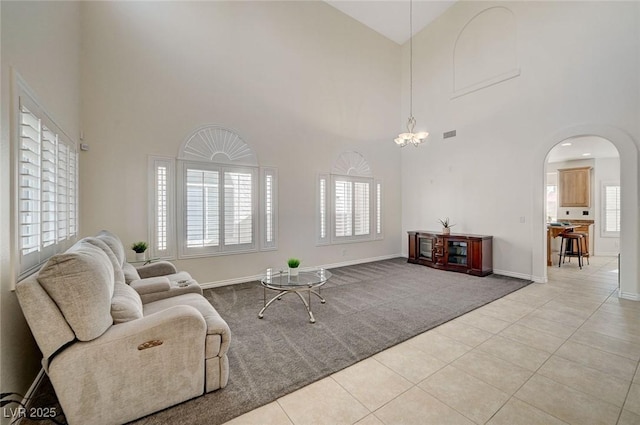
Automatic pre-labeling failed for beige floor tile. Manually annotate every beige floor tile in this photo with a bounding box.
[373,341,447,384]
[332,357,412,411]
[277,377,369,425]
[452,350,533,394]
[355,414,385,425]
[504,290,553,308]
[434,320,494,347]
[223,402,293,425]
[406,331,473,363]
[635,367,640,383]
[419,365,509,424]
[516,314,578,339]
[581,318,640,346]
[374,386,474,425]
[555,341,638,381]
[476,335,551,371]
[499,323,566,353]
[515,374,620,425]
[486,398,569,425]
[618,409,640,425]
[624,383,640,416]
[476,299,534,323]
[455,310,511,334]
[527,308,587,328]
[537,355,631,407]
[570,329,640,361]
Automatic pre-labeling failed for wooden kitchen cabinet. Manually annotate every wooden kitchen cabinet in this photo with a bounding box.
[558,167,591,207]
[407,231,493,276]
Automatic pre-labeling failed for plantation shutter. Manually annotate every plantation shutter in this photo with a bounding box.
[334,179,352,238]
[186,168,219,248]
[604,185,621,233]
[224,170,253,246]
[57,142,69,242]
[18,104,42,263]
[353,181,370,236]
[149,157,175,259]
[16,86,79,277]
[261,167,278,250]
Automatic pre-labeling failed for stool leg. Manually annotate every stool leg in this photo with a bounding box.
[558,238,564,267]
[577,238,582,269]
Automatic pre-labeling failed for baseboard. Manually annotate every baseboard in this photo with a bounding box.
[200,254,403,289]
[618,290,640,301]
[493,269,540,282]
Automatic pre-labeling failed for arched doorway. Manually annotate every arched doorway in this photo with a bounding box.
[532,125,639,300]
[544,136,620,270]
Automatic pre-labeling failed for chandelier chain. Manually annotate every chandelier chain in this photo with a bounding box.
[409,0,413,119]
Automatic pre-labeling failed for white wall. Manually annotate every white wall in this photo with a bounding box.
[401,1,639,291]
[0,0,80,408]
[79,1,402,284]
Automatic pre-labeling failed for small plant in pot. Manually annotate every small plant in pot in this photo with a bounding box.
[287,258,301,277]
[438,218,455,235]
[131,241,148,261]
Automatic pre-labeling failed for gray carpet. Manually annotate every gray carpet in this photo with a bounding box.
[27,258,531,425]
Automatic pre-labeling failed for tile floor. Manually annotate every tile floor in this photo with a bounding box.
[223,256,640,425]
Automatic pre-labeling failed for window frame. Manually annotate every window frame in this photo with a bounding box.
[12,73,79,280]
[148,156,176,260]
[330,174,375,244]
[601,181,621,238]
[176,160,259,259]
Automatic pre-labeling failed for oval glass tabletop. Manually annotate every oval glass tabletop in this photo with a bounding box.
[260,268,332,289]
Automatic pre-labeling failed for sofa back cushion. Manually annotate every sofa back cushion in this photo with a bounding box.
[111,283,143,323]
[84,237,126,284]
[38,241,115,341]
[96,230,126,267]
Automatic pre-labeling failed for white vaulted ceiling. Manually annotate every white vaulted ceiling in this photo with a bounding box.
[325,0,456,45]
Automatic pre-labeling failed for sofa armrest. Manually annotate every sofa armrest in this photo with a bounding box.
[129,277,171,295]
[48,305,207,425]
[135,261,177,278]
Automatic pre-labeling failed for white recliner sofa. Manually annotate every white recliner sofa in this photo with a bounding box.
[16,231,230,425]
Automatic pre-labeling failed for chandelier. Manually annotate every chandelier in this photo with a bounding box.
[394,0,428,147]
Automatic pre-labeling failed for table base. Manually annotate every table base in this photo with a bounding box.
[258,287,326,323]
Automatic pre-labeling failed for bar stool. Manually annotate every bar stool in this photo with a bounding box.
[572,232,590,265]
[558,232,585,269]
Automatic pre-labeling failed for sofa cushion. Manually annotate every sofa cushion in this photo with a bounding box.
[129,277,171,295]
[84,237,126,284]
[38,241,115,341]
[97,230,126,267]
[111,283,143,323]
[122,262,141,283]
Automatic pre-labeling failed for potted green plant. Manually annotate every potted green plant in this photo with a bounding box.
[131,241,148,261]
[287,257,301,277]
[438,218,455,235]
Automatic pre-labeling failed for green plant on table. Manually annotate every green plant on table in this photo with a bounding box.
[131,241,148,253]
[287,258,301,268]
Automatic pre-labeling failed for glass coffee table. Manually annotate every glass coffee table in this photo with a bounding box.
[259,268,331,323]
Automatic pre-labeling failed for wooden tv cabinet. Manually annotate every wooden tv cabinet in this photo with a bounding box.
[407,231,493,276]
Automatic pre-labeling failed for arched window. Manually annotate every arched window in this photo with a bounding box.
[149,125,277,259]
[317,151,383,245]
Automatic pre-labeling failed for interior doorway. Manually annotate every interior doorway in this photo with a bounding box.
[544,136,620,270]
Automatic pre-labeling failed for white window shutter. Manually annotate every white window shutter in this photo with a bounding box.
[317,174,329,245]
[18,103,42,262]
[149,157,175,259]
[261,167,278,250]
[15,77,79,278]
